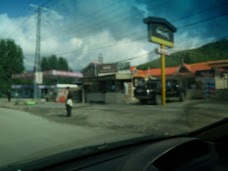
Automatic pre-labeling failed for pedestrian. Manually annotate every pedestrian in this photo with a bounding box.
[7,90,11,102]
[65,87,73,117]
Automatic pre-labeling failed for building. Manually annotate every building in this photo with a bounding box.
[11,70,83,102]
[208,60,228,100]
[81,62,134,104]
[132,60,228,99]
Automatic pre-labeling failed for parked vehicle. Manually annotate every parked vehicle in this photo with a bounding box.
[134,79,185,104]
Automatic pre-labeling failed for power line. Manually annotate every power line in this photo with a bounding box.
[48,0,121,34]
[146,0,170,11]
[172,2,228,23]
[39,1,167,54]
[56,10,228,58]
[178,12,228,29]
[47,0,227,48]
[19,1,228,67]
[35,0,168,54]
[41,0,53,7]
[1,0,37,39]
[117,51,155,63]
[47,0,169,38]
[54,34,146,56]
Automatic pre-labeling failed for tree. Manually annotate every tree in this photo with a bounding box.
[0,39,24,95]
[58,57,69,70]
[41,55,70,71]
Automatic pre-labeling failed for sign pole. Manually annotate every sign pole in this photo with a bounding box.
[143,17,176,106]
[161,44,166,106]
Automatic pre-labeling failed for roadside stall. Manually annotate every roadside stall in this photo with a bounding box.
[55,84,80,103]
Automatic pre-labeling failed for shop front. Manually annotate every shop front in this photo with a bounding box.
[81,62,134,104]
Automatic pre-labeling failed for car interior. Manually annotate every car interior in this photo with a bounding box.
[3,118,228,171]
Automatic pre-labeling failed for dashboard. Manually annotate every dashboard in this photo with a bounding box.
[37,137,228,171]
[3,119,228,171]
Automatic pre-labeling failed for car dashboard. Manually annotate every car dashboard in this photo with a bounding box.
[3,119,228,171]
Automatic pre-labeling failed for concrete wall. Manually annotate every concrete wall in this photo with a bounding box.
[105,92,125,104]
[215,76,228,89]
[86,93,105,103]
[186,89,203,99]
[215,89,228,100]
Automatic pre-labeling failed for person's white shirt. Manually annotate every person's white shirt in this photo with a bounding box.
[67,99,73,107]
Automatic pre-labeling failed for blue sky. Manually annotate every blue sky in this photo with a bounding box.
[0,0,228,71]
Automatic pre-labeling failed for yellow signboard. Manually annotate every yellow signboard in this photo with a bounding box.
[151,36,174,47]
[143,17,177,48]
[143,17,177,106]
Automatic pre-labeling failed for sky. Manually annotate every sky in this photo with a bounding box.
[0,0,228,71]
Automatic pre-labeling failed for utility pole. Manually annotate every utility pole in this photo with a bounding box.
[34,5,41,99]
[30,4,49,99]
[98,53,103,63]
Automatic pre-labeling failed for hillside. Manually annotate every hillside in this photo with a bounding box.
[137,38,228,70]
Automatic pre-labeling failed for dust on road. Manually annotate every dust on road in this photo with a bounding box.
[19,99,228,136]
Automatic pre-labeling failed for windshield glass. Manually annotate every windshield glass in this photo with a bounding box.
[0,0,227,167]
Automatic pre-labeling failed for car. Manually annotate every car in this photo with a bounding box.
[134,79,185,104]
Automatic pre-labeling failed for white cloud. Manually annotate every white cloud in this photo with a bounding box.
[0,12,166,71]
[70,38,82,48]
[0,3,220,72]
[172,31,215,53]
[0,13,37,69]
[66,30,153,70]
[0,12,70,70]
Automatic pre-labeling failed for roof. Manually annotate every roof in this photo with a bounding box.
[81,62,103,72]
[133,60,218,78]
[208,59,228,67]
[143,17,177,32]
[183,62,212,73]
[133,67,179,78]
[147,66,179,77]
[12,70,83,79]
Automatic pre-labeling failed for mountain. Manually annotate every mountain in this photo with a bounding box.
[137,38,228,70]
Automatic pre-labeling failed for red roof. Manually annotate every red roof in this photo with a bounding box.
[147,67,179,77]
[133,60,217,78]
[183,62,212,73]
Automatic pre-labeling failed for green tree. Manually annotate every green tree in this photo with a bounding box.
[41,55,70,71]
[0,39,24,95]
[58,57,68,70]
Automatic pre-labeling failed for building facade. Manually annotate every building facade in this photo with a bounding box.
[81,62,134,104]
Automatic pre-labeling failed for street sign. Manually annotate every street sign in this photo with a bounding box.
[97,64,117,74]
[143,16,177,106]
[155,48,170,56]
[143,17,177,48]
[35,72,43,84]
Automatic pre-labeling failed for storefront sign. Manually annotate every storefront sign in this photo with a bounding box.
[117,61,130,71]
[35,72,43,84]
[97,64,117,74]
[143,17,177,47]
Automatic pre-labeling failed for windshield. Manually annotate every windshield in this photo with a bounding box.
[0,0,228,167]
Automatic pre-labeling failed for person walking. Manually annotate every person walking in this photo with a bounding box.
[65,87,73,117]
[7,90,11,102]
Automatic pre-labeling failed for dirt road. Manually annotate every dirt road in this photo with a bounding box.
[3,99,225,136]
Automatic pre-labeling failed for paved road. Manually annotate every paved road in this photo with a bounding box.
[0,107,140,167]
